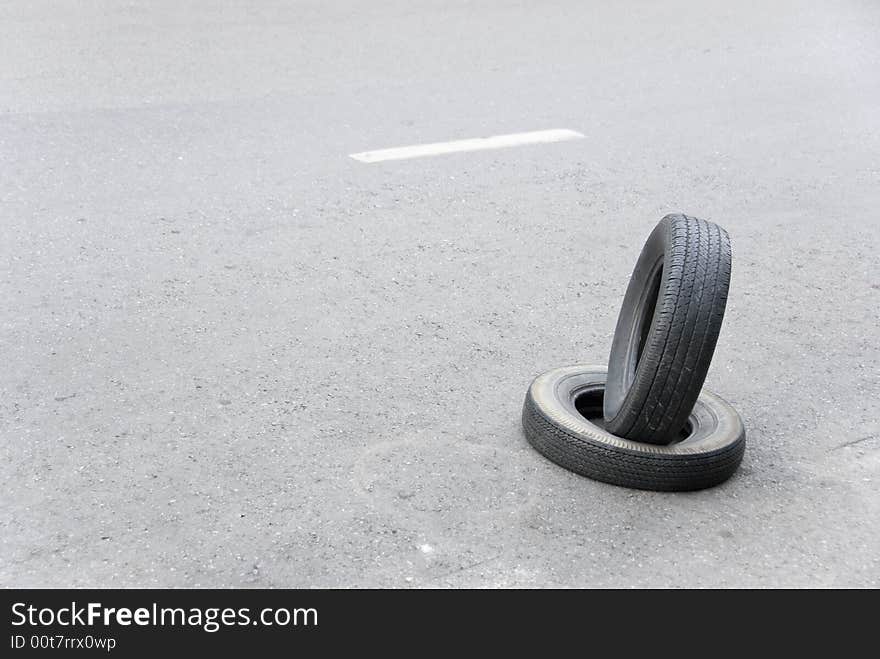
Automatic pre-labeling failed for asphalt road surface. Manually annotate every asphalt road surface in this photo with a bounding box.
[2,1,879,587]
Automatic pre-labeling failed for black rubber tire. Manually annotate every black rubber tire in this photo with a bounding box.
[603,213,731,445]
[523,366,745,492]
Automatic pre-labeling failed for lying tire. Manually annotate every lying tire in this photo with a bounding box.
[523,365,745,491]
[604,213,731,445]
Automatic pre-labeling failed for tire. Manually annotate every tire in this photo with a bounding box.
[523,365,745,491]
[603,213,731,445]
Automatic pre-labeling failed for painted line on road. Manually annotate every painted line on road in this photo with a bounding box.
[349,128,584,163]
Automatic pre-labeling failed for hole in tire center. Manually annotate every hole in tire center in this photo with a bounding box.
[634,264,663,371]
[574,387,692,442]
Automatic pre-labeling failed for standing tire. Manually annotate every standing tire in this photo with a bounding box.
[603,214,731,445]
[522,365,745,492]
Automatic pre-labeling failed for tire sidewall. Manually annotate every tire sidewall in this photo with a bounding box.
[603,218,671,425]
[532,365,744,458]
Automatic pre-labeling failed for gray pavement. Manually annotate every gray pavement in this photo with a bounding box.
[2,1,879,587]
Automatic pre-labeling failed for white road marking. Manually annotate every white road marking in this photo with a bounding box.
[349,128,584,163]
